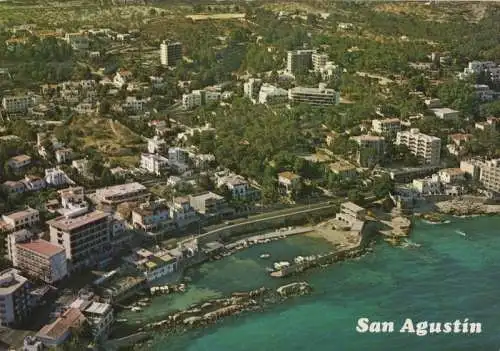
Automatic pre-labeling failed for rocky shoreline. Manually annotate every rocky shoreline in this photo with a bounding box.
[434,199,500,216]
[115,282,311,348]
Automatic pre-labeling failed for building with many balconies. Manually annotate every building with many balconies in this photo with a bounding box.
[47,211,111,271]
[396,128,441,165]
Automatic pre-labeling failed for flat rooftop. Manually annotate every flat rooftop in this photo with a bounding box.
[96,182,147,198]
[0,269,28,295]
[47,211,109,231]
[85,301,111,315]
[17,239,64,258]
[3,208,38,220]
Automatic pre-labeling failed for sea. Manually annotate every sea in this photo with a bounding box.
[118,216,500,351]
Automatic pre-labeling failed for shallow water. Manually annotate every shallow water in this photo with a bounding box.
[139,217,500,350]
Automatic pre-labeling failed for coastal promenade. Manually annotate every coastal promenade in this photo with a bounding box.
[194,201,336,244]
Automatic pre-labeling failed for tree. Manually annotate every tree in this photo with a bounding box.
[348,189,364,205]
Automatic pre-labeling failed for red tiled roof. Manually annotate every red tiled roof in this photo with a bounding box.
[17,239,65,258]
[37,308,86,340]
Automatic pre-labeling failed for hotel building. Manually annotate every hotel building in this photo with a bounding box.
[288,84,340,106]
[47,211,111,271]
[396,129,441,165]
[160,41,182,67]
[15,240,68,284]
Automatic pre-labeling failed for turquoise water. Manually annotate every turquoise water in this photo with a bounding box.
[146,217,500,351]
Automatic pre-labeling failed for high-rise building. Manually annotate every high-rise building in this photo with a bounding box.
[160,41,182,67]
[396,128,441,165]
[48,211,111,271]
[286,50,315,74]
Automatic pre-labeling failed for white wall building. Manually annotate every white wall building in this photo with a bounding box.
[140,153,169,176]
[372,118,401,136]
[396,128,441,165]
[147,136,167,154]
[15,239,68,284]
[258,84,288,104]
[288,84,340,106]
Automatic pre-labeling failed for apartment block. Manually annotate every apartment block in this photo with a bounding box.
[258,84,288,104]
[430,108,460,120]
[312,52,328,71]
[371,118,401,136]
[2,95,35,113]
[396,128,441,165]
[0,269,32,327]
[160,41,182,67]
[286,50,314,74]
[288,84,340,106]
[478,158,500,193]
[132,200,175,235]
[147,136,167,154]
[48,211,111,271]
[189,192,231,217]
[140,153,168,176]
[95,182,149,206]
[182,90,220,110]
[6,229,33,265]
[15,239,68,284]
[0,208,40,232]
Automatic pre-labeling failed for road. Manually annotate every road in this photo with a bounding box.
[199,200,336,238]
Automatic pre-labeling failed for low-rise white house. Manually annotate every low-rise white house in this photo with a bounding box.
[430,107,459,120]
[412,177,441,195]
[21,176,46,192]
[437,168,466,184]
[45,168,73,187]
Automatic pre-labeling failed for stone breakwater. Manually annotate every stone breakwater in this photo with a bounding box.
[137,282,312,335]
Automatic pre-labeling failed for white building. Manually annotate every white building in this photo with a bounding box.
[6,229,33,265]
[478,158,500,193]
[15,239,68,284]
[473,84,496,102]
[124,248,178,283]
[243,78,262,102]
[140,153,169,176]
[0,269,31,326]
[64,33,89,50]
[258,84,288,104]
[288,84,340,106]
[113,69,132,89]
[430,107,460,120]
[278,171,301,195]
[45,168,73,187]
[68,297,114,341]
[182,90,220,110]
[396,128,441,165]
[216,173,253,200]
[2,95,36,113]
[1,208,40,232]
[312,52,328,71]
[147,136,167,154]
[55,148,73,164]
[123,96,147,113]
[412,177,441,195]
[95,182,149,206]
[437,168,466,184]
[168,147,189,164]
[372,118,401,136]
[170,197,198,227]
[132,200,174,235]
[160,41,182,67]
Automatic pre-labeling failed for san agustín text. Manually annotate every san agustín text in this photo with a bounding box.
[356,318,482,336]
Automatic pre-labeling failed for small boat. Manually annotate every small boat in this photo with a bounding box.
[178,284,186,292]
[131,307,142,312]
[455,230,467,237]
[116,318,128,323]
[260,253,271,259]
[265,267,274,272]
